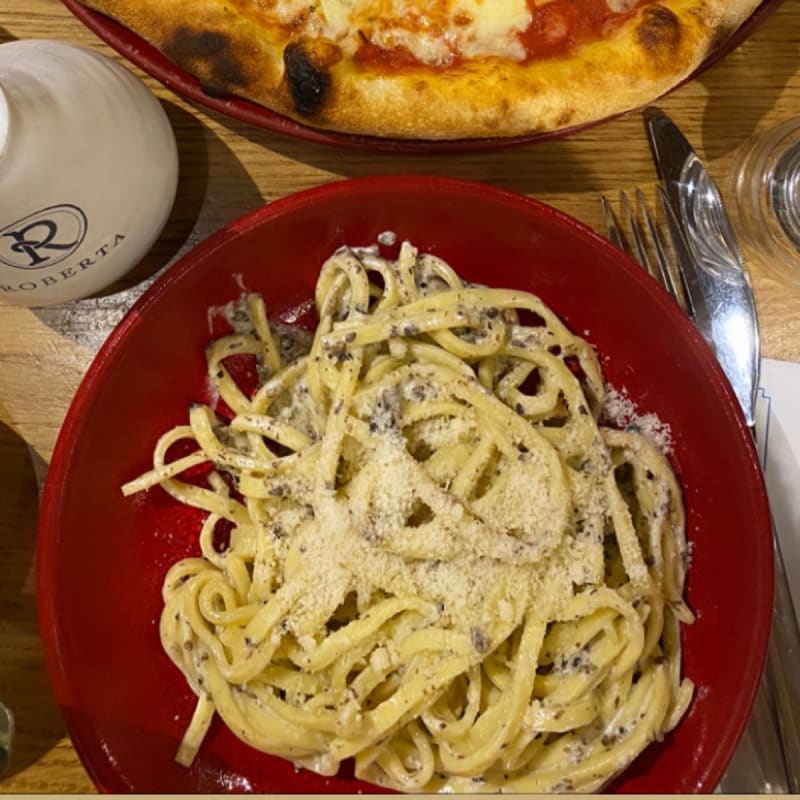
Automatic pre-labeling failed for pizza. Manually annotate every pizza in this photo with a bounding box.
[76,0,761,139]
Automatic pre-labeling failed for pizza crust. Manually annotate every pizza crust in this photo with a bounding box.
[78,0,761,140]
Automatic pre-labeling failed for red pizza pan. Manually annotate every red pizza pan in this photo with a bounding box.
[61,0,783,153]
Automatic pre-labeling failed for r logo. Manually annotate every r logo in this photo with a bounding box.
[0,204,88,270]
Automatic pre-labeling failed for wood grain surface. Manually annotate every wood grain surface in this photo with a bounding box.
[1,0,799,792]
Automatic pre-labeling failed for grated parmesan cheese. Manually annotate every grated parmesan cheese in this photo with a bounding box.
[601,385,674,454]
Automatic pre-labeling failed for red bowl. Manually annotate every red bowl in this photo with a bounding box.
[37,176,772,793]
[61,0,783,154]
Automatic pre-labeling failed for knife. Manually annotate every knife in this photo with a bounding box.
[644,107,800,793]
[0,702,11,774]
[644,107,760,427]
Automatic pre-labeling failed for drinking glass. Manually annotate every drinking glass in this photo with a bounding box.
[729,117,800,286]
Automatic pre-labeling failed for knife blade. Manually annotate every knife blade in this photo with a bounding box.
[644,107,760,427]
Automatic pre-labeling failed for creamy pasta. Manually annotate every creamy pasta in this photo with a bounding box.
[123,240,694,792]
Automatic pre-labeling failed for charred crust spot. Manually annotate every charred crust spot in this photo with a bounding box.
[168,27,228,60]
[556,107,575,127]
[165,26,248,91]
[637,6,682,61]
[284,42,332,116]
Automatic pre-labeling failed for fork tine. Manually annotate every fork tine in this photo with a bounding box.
[601,189,695,317]
[600,195,625,251]
[635,188,682,303]
[655,186,696,320]
[619,191,653,275]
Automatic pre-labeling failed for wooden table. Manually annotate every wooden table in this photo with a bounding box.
[1,0,799,792]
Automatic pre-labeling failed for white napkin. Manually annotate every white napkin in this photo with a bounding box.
[756,358,800,623]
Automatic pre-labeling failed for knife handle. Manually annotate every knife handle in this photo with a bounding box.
[719,675,792,793]
[0,702,12,774]
[767,529,800,792]
[719,421,800,793]
[719,536,800,794]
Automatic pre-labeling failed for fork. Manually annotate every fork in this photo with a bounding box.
[601,189,697,324]
[600,189,800,794]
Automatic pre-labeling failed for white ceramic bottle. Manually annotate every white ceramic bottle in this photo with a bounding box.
[0,39,179,306]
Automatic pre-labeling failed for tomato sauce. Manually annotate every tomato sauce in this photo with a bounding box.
[519,0,645,60]
[353,0,653,71]
[354,39,430,70]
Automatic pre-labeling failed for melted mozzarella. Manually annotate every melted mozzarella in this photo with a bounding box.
[451,0,531,61]
[308,0,532,64]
